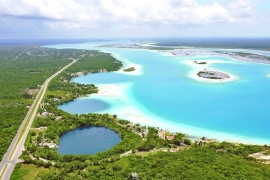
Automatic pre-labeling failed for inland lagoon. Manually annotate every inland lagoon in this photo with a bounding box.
[57,126,121,155]
[52,41,270,145]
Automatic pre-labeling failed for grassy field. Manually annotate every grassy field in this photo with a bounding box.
[10,164,48,180]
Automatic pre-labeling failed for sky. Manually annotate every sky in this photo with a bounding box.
[0,0,270,39]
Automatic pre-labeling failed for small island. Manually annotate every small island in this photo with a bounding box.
[194,61,207,64]
[197,70,230,79]
[123,67,136,72]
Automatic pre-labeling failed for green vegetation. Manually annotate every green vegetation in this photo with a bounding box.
[198,62,206,64]
[0,46,77,160]
[148,46,175,51]
[123,67,135,72]
[233,52,254,57]
[10,163,48,180]
[6,46,270,179]
[235,52,270,61]
[21,51,140,162]
[10,163,28,180]
[0,46,122,161]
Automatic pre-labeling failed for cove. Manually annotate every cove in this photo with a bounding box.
[47,42,270,144]
[57,126,121,155]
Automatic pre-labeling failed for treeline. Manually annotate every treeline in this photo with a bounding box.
[34,146,270,180]
[28,113,142,160]
[22,50,137,163]
[60,51,122,82]
[10,47,270,179]
[0,46,106,161]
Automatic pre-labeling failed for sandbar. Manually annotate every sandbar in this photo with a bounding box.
[170,48,270,64]
[102,51,144,76]
[118,62,143,76]
[89,83,270,145]
[181,60,239,83]
[87,47,269,145]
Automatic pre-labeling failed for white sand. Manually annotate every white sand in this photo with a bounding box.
[101,50,144,76]
[90,83,154,124]
[117,62,144,76]
[181,59,239,83]
[86,48,269,145]
[92,84,127,97]
[88,83,270,145]
[141,43,156,47]
[171,48,270,64]
[171,49,221,56]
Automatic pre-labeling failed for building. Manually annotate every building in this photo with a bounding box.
[130,173,139,180]
[167,135,175,141]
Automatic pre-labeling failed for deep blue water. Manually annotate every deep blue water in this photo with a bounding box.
[52,42,270,144]
[58,126,121,155]
[58,98,110,115]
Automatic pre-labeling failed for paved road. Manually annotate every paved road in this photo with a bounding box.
[0,59,77,180]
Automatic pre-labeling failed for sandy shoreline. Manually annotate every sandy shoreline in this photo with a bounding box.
[118,62,143,76]
[170,48,270,64]
[101,50,144,76]
[89,83,270,145]
[87,47,270,145]
[91,83,155,125]
[181,59,239,83]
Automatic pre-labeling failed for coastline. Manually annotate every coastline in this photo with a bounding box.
[86,47,270,145]
[90,83,270,145]
[59,44,270,145]
[101,50,144,76]
[170,48,270,65]
[118,62,143,76]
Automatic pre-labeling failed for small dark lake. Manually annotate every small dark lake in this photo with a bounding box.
[57,126,121,155]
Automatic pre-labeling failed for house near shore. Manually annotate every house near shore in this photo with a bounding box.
[158,130,166,139]
[39,141,59,149]
[41,112,49,117]
[170,148,178,152]
[167,135,175,141]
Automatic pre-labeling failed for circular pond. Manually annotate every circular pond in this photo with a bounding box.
[57,126,121,155]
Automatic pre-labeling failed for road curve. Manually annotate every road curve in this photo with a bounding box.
[0,59,77,180]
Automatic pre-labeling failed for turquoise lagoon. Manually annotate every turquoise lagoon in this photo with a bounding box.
[47,42,270,144]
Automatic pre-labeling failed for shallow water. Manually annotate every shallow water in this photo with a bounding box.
[49,42,270,144]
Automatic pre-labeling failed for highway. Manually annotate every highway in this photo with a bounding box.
[0,59,77,180]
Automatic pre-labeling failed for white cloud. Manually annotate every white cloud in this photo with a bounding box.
[0,0,261,37]
[225,0,255,21]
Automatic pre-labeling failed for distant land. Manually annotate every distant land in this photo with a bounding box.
[1,37,270,49]
[154,37,270,49]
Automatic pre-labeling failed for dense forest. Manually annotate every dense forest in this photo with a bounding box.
[0,46,115,161]
[5,47,270,179]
